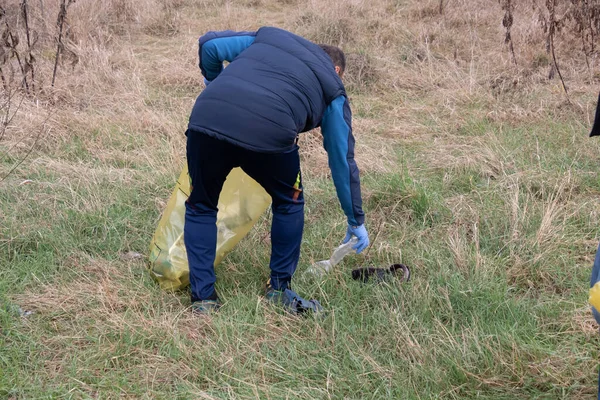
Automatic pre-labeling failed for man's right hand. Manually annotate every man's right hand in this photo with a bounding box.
[343,224,370,254]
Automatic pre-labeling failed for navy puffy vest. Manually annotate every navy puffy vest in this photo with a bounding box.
[187,27,346,153]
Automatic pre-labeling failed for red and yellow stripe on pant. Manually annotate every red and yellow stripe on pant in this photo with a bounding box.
[292,172,302,202]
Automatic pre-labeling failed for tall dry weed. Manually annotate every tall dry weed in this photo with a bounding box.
[0,0,192,181]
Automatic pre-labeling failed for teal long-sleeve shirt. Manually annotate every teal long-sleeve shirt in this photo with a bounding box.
[321,96,364,226]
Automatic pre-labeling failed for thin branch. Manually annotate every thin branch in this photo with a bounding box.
[0,66,7,92]
[546,0,569,102]
[0,89,27,143]
[38,0,44,19]
[581,0,595,54]
[0,124,46,182]
[0,18,7,91]
[4,23,29,93]
[21,0,34,91]
[52,0,68,87]
[5,91,26,128]
[589,10,595,54]
[581,26,590,72]
[0,110,51,182]
[549,33,569,101]
[501,0,518,66]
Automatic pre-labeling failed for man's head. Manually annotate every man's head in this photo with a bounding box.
[319,44,346,78]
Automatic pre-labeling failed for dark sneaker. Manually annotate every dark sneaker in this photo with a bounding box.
[191,300,220,315]
[265,282,323,315]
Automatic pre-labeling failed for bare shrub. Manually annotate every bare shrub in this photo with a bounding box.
[294,11,355,46]
[564,0,600,71]
[538,0,570,99]
[0,87,24,142]
[0,2,49,180]
[344,53,382,92]
[1,3,37,92]
[144,0,186,37]
[51,0,76,88]
[0,0,171,180]
[520,0,600,90]
[500,0,517,66]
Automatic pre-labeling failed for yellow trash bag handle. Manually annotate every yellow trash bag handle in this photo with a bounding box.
[148,165,271,290]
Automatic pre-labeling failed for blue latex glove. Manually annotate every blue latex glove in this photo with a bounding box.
[343,224,369,254]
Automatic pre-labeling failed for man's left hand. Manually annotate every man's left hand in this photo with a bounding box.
[343,224,370,254]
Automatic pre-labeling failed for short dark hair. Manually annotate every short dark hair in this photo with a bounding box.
[318,44,346,74]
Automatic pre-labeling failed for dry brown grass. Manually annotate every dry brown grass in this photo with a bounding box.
[14,257,203,388]
[2,0,598,180]
[13,256,322,392]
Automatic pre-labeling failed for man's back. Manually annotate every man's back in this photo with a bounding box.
[188,27,345,153]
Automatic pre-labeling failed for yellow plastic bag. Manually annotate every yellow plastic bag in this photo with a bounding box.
[148,165,271,290]
[590,281,600,311]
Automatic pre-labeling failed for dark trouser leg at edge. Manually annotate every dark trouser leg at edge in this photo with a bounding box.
[269,200,304,291]
[184,202,219,302]
[184,131,236,303]
[239,146,304,292]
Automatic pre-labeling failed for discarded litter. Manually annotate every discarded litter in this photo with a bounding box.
[4,304,34,318]
[304,237,358,277]
[351,263,411,284]
[120,251,144,261]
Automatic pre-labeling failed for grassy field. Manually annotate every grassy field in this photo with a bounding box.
[2,0,600,398]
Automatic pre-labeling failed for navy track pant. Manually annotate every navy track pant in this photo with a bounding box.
[184,130,304,302]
